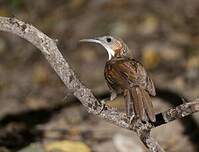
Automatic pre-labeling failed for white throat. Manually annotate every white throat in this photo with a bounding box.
[103,45,115,60]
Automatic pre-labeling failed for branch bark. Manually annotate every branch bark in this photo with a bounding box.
[0,16,198,152]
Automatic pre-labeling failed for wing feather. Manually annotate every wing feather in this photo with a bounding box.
[104,57,156,122]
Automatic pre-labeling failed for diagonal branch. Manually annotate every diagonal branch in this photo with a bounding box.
[154,99,199,127]
[0,16,198,152]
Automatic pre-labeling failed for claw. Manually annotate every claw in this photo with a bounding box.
[129,114,136,125]
[96,99,106,115]
[96,92,117,115]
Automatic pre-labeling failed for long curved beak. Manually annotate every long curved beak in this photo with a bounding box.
[79,38,113,60]
[79,38,101,44]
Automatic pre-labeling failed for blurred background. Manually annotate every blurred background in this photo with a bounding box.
[0,0,199,152]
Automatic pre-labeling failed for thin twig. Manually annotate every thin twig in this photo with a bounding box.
[0,17,199,152]
[154,99,199,127]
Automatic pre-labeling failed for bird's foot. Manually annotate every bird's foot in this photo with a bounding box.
[97,99,107,115]
[129,114,136,125]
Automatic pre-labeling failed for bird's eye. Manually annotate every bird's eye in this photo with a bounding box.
[106,37,112,43]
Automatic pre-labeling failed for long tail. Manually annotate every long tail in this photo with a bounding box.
[124,87,156,122]
[124,89,134,117]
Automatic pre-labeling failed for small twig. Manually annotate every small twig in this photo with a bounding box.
[0,17,199,152]
[154,99,199,127]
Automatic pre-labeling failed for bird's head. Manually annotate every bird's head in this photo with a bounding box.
[80,36,129,60]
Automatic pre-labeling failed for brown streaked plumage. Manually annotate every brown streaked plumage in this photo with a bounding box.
[80,36,156,122]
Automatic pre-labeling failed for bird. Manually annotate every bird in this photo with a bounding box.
[80,36,156,123]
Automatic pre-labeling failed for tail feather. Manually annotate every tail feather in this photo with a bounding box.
[126,87,156,122]
[141,89,156,122]
[131,87,148,122]
[135,88,147,121]
[124,89,133,117]
[131,88,139,118]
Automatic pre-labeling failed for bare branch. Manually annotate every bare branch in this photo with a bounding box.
[0,16,198,152]
[0,16,131,129]
[139,130,165,152]
[154,99,199,127]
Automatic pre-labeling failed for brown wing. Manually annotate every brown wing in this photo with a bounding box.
[105,57,156,94]
[135,60,156,96]
[104,57,156,122]
[104,58,132,92]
